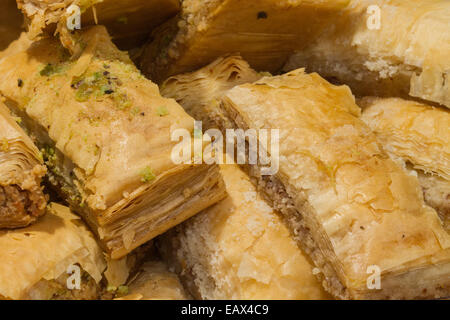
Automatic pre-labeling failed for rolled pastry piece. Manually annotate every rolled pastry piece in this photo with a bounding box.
[160,56,330,300]
[0,0,23,50]
[0,203,106,300]
[117,260,190,300]
[0,101,47,229]
[17,0,180,48]
[0,26,226,259]
[284,0,450,108]
[360,97,450,231]
[140,0,350,83]
[163,57,450,299]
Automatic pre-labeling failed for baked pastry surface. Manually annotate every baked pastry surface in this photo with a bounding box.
[0,26,226,259]
[118,260,190,300]
[0,203,106,300]
[284,0,450,108]
[360,97,450,231]
[163,56,450,299]
[0,101,46,229]
[141,0,350,83]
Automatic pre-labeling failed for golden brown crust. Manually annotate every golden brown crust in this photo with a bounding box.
[0,203,106,300]
[140,0,350,83]
[0,26,226,258]
[360,97,450,232]
[218,69,450,299]
[160,164,331,300]
[284,0,450,108]
[161,55,262,129]
[161,57,331,299]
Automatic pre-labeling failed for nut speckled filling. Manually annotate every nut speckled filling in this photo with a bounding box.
[0,184,47,229]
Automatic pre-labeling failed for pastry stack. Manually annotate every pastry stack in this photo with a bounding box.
[0,0,448,300]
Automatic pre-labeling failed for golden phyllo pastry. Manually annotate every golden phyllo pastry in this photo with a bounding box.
[0,26,226,259]
[284,0,450,108]
[161,55,262,130]
[220,69,450,299]
[360,97,450,232]
[163,56,450,299]
[140,0,350,83]
[117,260,189,300]
[17,0,180,48]
[0,101,46,229]
[161,57,330,299]
[159,163,331,300]
[0,203,106,300]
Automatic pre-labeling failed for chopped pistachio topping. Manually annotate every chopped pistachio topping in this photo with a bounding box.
[113,92,132,110]
[140,166,156,183]
[71,69,132,109]
[106,285,117,292]
[75,83,93,102]
[40,63,64,77]
[41,146,56,161]
[130,106,141,116]
[156,106,169,117]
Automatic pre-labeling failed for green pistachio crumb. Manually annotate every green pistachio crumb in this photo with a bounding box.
[113,92,132,110]
[156,106,169,117]
[130,106,141,116]
[140,166,156,183]
[106,285,117,292]
[40,63,63,77]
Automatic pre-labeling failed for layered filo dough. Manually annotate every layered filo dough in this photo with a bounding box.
[161,56,329,300]
[161,55,262,130]
[0,26,226,259]
[17,0,180,48]
[159,164,331,300]
[117,260,190,300]
[0,101,46,229]
[284,0,450,108]
[162,56,450,300]
[0,203,106,300]
[360,97,450,232]
[140,0,350,83]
